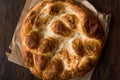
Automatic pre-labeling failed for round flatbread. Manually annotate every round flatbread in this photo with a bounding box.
[21,0,104,80]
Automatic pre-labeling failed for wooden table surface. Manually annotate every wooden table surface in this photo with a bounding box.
[0,0,120,80]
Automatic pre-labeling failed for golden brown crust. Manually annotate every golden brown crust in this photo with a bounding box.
[38,37,57,54]
[62,14,78,29]
[34,55,49,70]
[51,20,71,37]
[25,31,40,49]
[83,16,104,39]
[23,51,34,67]
[72,38,85,57]
[21,0,104,80]
[42,59,64,80]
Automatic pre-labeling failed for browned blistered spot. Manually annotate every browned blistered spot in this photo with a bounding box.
[72,38,85,57]
[59,49,71,62]
[84,40,100,56]
[49,3,64,15]
[42,59,64,80]
[51,20,71,37]
[34,15,48,27]
[25,11,37,24]
[49,0,72,3]
[24,51,34,67]
[30,11,36,16]
[84,16,104,39]
[35,55,49,70]
[74,57,95,77]
[25,31,40,49]
[61,70,72,79]
[49,0,65,2]
[62,14,78,29]
[38,38,57,53]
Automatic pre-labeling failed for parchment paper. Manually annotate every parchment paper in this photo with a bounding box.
[6,0,111,80]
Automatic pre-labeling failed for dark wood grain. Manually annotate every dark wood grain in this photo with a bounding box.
[0,0,120,80]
